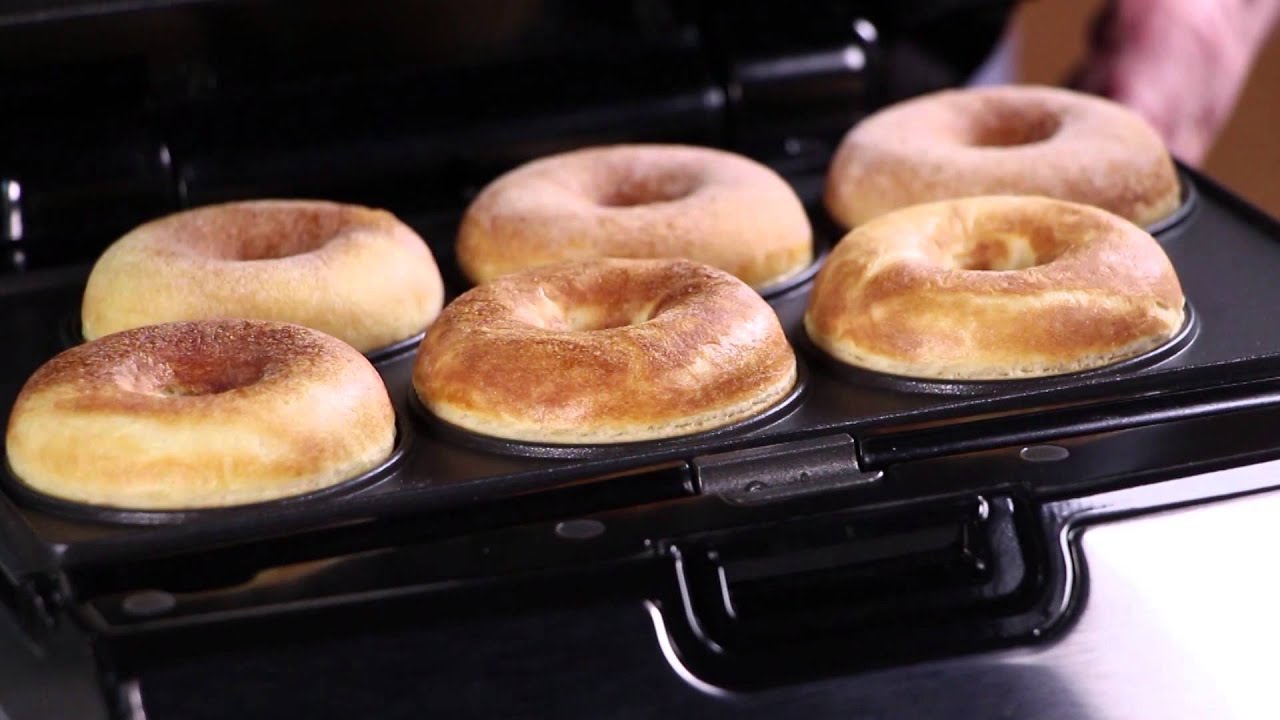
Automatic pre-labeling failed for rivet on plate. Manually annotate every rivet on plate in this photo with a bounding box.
[842,45,866,72]
[121,589,176,617]
[555,518,605,540]
[1020,445,1070,463]
[853,18,878,43]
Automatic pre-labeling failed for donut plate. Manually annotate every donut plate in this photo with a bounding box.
[2,163,1279,570]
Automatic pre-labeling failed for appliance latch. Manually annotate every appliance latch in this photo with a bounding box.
[1,573,60,645]
[693,434,881,504]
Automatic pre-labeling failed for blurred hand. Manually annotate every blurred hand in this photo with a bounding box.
[1074,0,1280,165]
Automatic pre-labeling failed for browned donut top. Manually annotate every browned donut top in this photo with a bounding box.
[129,201,405,261]
[821,198,1185,301]
[805,196,1185,379]
[456,144,813,289]
[825,85,1181,228]
[414,258,797,440]
[20,320,366,417]
[7,319,397,508]
[80,199,446,353]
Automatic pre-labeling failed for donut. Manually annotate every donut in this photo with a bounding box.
[4,320,395,509]
[804,196,1185,380]
[825,85,1181,229]
[413,257,797,443]
[81,200,446,354]
[455,144,813,290]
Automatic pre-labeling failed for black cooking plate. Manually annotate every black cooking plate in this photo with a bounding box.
[2,163,1278,570]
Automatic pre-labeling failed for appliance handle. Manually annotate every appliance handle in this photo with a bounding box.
[860,376,1280,469]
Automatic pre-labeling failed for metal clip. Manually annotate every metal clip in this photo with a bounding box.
[2,179,25,271]
[693,434,881,505]
[2,179,22,243]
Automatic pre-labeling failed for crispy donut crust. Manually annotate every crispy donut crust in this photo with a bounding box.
[4,320,395,509]
[804,196,1186,380]
[456,144,813,289]
[825,85,1181,228]
[81,200,445,353]
[413,258,798,443]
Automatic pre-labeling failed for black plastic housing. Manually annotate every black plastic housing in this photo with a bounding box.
[4,2,1280,718]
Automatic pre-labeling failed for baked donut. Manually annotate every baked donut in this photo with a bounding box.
[804,196,1185,380]
[4,320,395,509]
[455,144,813,290]
[81,200,445,354]
[413,257,797,443]
[825,85,1181,229]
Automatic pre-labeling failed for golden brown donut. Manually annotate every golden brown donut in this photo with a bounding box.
[825,85,1181,229]
[4,320,395,509]
[414,258,797,443]
[455,144,813,289]
[805,196,1185,380]
[81,200,445,354]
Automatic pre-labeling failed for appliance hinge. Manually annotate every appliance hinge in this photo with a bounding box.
[692,434,882,504]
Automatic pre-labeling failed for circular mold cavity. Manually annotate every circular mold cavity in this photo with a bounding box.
[816,170,1197,242]
[57,312,82,350]
[444,235,830,304]
[59,313,424,364]
[444,204,834,305]
[364,330,425,364]
[801,300,1198,397]
[757,207,841,301]
[0,409,409,526]
[409,358,810,460]
[1145,169,1197,237]
[758,241,829,301]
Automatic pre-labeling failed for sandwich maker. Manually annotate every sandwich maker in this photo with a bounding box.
[3,2,1280,718]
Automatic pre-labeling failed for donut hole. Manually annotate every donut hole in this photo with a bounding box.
[563,306,655,331]
[951,226,1066,271]
[519,304,655,332]
[967,107,1061,148]
[510,288,658,332]
[160,360,267,396]
[233,235,330,261]
[595,170,699,208]
[954,236,1041,271]
[116,357,268,397]
[230,217,342,261]
[171,204,351,261]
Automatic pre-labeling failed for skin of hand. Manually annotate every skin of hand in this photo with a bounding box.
[1073,0,1280,165]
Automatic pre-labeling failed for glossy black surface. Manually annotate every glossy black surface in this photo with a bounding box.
[128,482,1280,720]
[4,2,1280,718]
[39,420,1280,719]
[11,479,1280,720]
[3,165,1280,575]
[0,0,1015,272]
